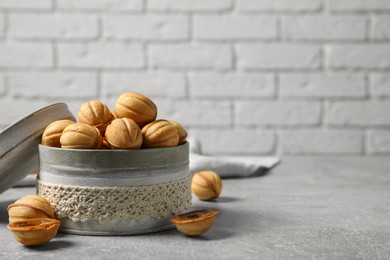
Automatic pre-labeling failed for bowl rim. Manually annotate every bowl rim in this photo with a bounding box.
[38,141,190,172]
[38,141,188,153]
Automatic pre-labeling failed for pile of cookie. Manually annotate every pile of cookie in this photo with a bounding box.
[41,92,187,149]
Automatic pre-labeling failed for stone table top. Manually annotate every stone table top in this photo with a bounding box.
[1,156,389,259]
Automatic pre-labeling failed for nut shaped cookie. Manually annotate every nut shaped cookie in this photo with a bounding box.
[168,120,187,145]
[170,209,219,237]
[110,109,118,119]
[41,119,75,147]
[141,120,179,148]
[60,123,102,149]
[8,218,60,246]
[101,137,111,150]
[78,100,113,134]
[8,195,55,224]
[115,92,157,127]
[105,118,142,149]
[192,171,223,201]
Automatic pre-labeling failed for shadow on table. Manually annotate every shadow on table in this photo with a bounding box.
[0,200,14,223]
[222,167,274,180]
[212,196,241,203]
[24,237,74,251]
[181,206,244,241]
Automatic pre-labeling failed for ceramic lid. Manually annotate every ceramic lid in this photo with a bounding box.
[0,103,75,194]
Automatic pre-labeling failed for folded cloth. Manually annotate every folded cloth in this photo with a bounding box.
[188,137,280,178]
[190,154,280,178]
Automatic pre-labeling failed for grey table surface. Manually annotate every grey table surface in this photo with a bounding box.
[1,156,390,260]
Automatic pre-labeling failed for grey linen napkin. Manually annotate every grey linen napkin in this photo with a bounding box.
[189,137,280,178]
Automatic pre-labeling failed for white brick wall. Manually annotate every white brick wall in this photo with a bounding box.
[0,73,5,94]
[371,16,390,40]
[190,129,275,154]
[57,0,142,11]
[0,42,53,68]
[102,71,186,98]
[157,100,232,126]
[9,14,98,40]
[283,16,367,41]
[280,73,366,98]
[0,100,50,125]
[237,0,322,12]
[367,130,390,154]
[236,101,321,126]
[0,14,4,38]
[103,15,189,40]
[326,101,390,126]
[281,129,363,154]
[147,0,232,12]
[8,72,98,99]
[237,44,321,69]
[0,0,52,9]
[1,0,389,156]
[326,45,390,69]
[194,16,278,40]
[370,74,390,97]
[150,44,232,69]
[329,0,390,11]
[58,43,144,68]
[189,72,275,98]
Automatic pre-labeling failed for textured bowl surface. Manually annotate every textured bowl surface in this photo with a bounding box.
[37,142,191,235]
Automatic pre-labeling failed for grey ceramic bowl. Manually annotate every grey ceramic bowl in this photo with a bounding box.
[37,142,191,236]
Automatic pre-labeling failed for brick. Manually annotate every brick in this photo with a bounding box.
[156,100,232,126]
[58,43,144,69]
[281,129,363,154]
[367,130,390,154]
[280,73,366,98]
[190,129,275,154]
[102,72,186,98]
[370,73,390,97]
[326,101,390,126]
[0,42,52,68]
[57,0,142,11]
[150,44,232,69]
[371,16,390,40]
[189,72,274,97]
[284,16,366,40]
[0,74,5,95]
[236,101,321,126]
[0,14,4,38]
[237,0,322,12]
[103,15,188,40]
[0,99,51,125]
[237,43,321,69]
[194,15,277,40]
[9,14,98,40]
[0,0,51,9]
[8,72,98,99]
[329,0,390,11]
[147,0,232,12]
[326,44,390,69]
